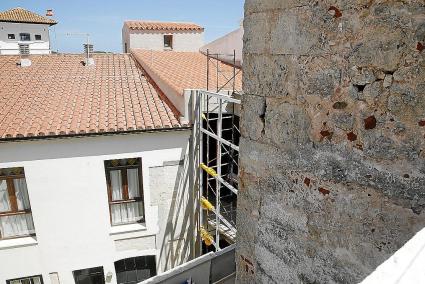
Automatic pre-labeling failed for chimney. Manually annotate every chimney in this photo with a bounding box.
[46,9,53,17]
[18,44,31,67]
[83,44,95,66]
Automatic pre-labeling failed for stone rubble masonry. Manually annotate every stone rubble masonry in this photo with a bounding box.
[237,0,425,283]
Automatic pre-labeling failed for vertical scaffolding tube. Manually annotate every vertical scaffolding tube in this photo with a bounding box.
[206,49,209,91]
[216,54,219,92]
[215,98,223,251]
[197,90,204,255]
[233,49,236,92]
[188,90,195,259]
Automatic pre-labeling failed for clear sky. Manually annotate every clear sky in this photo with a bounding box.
[0,0,245,53]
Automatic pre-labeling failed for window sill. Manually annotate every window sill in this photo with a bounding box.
[0,236,37,250]
[110,223,147,235]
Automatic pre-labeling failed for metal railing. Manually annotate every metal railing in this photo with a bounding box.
[140,244,235,284]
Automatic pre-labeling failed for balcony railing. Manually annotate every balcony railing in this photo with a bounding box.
[140,244,235,284]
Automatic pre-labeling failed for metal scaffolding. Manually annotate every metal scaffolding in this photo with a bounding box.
[189,49,241,254]
[194,89,240,252]
[206,49,241,94]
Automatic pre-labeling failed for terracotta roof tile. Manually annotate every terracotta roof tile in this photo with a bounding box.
[0,54,184,140]
[124,20,203,31]
[131,49,242,95]
[0,7,57,25]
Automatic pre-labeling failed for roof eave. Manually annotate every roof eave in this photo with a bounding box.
[0,19,57,26]
[0,126,192,143]
[129,27,204,32]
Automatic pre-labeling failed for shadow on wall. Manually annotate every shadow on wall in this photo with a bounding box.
[151,145,194,272]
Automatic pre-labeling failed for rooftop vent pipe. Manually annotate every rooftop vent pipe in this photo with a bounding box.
[83,43,95,66]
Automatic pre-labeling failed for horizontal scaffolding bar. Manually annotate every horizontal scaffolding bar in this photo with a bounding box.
[216,176,238,195]
[200,127,239,152]
[202,197,237,234]
[199,90,241,104]
[210,208,236,234]
[201,164,238,195]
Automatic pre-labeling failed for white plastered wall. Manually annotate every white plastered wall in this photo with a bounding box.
[0,130,193,284]
[0,22,51,55]
[124,28,204,52]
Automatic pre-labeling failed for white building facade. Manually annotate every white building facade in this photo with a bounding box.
[0,131,194,284]
[0,22,52,55]
[122,21,204,53]
[0,8,56,55]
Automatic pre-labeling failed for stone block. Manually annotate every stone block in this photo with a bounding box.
[270,9,319,55]
[240,94,265,141]
[264,98,311,147]
[243,12,270,55]
[243,54,299,97]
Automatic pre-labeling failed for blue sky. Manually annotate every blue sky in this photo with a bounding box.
[0,0,245,53]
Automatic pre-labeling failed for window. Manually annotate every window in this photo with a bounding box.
[8,34,15,40]
[115,256,156,284]
[0,167,35,239]
[104,158,144,225]
[35,34,41,41]
[6,275,43,284]
[19,33,31,41]
[124,43,127,53]
[164,35,173,49]
[73,267,105,284]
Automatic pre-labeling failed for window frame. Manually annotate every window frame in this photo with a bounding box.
[6,275,43,284]
[7,34,15,40]
[163,34,173,49]
[34,34,42,41]
[115,255,157,284]
[19,33,31,41]
[104,158,145,226]
[0,169,35,240]
[73,266,105,284]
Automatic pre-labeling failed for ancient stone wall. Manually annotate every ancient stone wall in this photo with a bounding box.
[237,0,425,283]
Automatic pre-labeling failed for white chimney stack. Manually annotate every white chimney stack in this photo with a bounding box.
[18,44,31,67]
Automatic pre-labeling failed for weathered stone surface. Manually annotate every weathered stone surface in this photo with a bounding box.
[243,54,299,97]
[264,98,311,147]
[237,0,425,283]
[269,8,324,56]
[243,12,270,55]
[332,112,354,131]
[350,67,376,86]
[240,95,266,141]
[245,0,314,15]
[383,75,393,88]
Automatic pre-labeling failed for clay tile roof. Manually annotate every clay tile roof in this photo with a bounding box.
[0,54,185,141]
[0,7,57,25]
[124,20,204,31]
[131,49,242,96]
